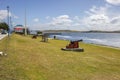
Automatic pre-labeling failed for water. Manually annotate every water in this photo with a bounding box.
[50,32,120,48]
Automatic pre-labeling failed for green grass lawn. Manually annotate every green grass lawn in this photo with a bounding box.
[0,34,120,80]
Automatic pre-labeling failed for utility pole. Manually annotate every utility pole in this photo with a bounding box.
[10,16,12,32]
[24,7,27,35]
[7,6,10,36]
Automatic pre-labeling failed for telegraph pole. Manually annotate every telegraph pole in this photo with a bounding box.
[10,16,12,32]
[7,6,10,36]
[24,6,27,35]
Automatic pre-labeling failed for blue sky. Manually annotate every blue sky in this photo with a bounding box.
[0,0,120,31]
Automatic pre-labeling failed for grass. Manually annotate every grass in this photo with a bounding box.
[0,34,120,80]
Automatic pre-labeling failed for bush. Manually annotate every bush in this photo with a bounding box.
[0,22,9,31]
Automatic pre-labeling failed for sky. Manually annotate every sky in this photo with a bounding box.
[0,0,120,31]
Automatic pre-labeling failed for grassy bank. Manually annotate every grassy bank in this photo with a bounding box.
[0,34,120,80]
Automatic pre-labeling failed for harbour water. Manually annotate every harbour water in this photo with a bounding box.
[50,32,120,48]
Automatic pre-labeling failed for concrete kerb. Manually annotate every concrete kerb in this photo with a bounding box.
[0,34,8,40]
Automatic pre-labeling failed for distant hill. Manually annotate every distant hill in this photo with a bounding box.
[42,30,80,33]
[82,30,120,33]
[41,30,120,33]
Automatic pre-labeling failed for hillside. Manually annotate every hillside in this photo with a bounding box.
[0,34,120,80]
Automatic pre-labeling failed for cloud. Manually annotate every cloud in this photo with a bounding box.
[85,14,109,25]
[0,10,19,22]
[50,15,73,26]
[83,5,120,31]
[33,18,39,22]
[0,10,7,21]
[31,15,87,31]
[110,16,120,24]
[46,16,50,19]
[11,13,19,19]
[85,5,110,15]
[106,0,120,5]
[30,15,73,30]
[31,5,120,31]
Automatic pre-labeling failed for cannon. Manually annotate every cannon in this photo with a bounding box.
[61,39,84,52]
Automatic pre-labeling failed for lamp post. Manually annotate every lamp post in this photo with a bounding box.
[7,6,10,36]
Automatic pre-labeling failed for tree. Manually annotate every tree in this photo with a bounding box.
[0,22,9,31]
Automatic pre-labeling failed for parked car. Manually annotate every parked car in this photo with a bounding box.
[1,30,7,34]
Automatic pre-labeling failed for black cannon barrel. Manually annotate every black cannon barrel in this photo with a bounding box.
[71,39,83,42]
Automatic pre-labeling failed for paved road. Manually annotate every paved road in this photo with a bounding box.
[0,34,8,40]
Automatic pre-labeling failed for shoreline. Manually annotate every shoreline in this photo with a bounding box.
[49,33,120,50]
[50,36,120,50]
[87,42,120,50]
[51,38,120,50]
